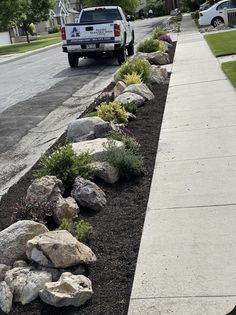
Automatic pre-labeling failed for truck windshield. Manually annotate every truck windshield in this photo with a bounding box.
[80,8,122,23]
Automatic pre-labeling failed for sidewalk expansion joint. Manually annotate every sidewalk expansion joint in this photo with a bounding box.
[150,202,236,211]
[170,78,227,88]
[157,153,236,164]
[131,294,236,301]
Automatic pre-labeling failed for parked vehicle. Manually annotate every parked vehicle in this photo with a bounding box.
[61,6,135,67]
[199,0,236,26]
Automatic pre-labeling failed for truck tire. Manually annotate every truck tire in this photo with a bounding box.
[127,32,134,56]
[117,46,127,65]
[68,53,79,67]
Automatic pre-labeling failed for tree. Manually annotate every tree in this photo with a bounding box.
[84,0,140,14]
[0,0,55,42]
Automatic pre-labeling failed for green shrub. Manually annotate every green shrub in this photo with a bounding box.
[108,132,140,154]
[84,111,98,117]
[119,58,151,82]
[97,102,128,124]
[59,218,92,242]
[152,27,167,40]
[123,72,143,86]
[102,141,144,179]
[137,38,160,53]
[159,40,168,52]
[52,26,60,33]
[35,143,94,190]
[121,103,138,114]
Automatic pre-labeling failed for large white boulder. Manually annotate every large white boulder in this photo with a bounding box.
[0,220,49,265]
[0,281,13,314]
[39,272,93,307]
[115,92,145,107]
[5,267,52,305]
[26,230,96,268]
[67,117,107,142]
[71,177,107,211]
[124,83,154,101]
[148,65,169,84]
[72,138,124,161]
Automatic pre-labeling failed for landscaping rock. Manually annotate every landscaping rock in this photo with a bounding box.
[36,264,86,281]
[0,265,11,282]
[0,220,49,265]
[148,51,170,65]
[5,267,52,305]
[127,112,137,121]
[26,230,96,268]
[89,161,120,184]
[72,138,124,161]
[0,281,13,314]
[133,52,149,61]
[53,196,79,224]
[148,65,169,84]
[13,260,27,268]
[26,176,63,204]
[67,117,106,142]
[114,81,126,98]
[124,83,154,101]
[39,272,93,307]
[94,121,115,138]
[72,177,107,211]
[115,92,145,107]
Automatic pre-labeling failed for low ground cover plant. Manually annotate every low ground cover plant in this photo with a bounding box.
[152,27,167,40]
[159,34,172,44]
[59,218,92,242]
[11,198,55,225]
[108,131,140,154]
[119,58,151,81]
[137,38,161,53]
[102,141,144,179]
[123,72,143,86]
[36,143,94,190]
[97,102,128,124]
[121,103,138,114]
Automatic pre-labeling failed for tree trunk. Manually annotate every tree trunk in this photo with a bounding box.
[23,22,30,43]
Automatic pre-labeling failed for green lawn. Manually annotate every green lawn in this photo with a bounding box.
[0,37,61,55]
[204,30,236,56]
[222,61,236,88]
[36,32,61,40]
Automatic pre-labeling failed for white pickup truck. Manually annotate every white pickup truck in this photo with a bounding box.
[61,6,135,67]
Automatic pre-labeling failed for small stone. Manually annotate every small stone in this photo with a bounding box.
[53,196,79,224]
[39,272,93,307]
[0,281,13,314]
[89,161,120,184]
[13,260,27,268]
[114,81,126,98]
[71,177,107,211]
[0,265,11,282]
[115,92,145,107]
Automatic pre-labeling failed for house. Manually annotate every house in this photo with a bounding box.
[36,0,79,34]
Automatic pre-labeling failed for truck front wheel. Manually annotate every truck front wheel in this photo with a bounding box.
[117,47,127,65]
[68,53,79,67]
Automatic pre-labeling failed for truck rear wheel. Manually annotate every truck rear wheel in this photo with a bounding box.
[117,47,127,65]
[68,53,79,67]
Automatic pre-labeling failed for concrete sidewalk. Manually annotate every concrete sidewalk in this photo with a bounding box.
[128,15,236,315]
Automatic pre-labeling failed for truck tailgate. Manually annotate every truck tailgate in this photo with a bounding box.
[65,23,115,44]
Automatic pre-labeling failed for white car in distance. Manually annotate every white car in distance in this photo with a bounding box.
[199,0,236,27]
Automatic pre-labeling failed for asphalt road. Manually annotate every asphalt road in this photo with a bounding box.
[0,16,167,197]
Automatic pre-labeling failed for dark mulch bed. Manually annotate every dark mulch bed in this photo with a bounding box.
[0,43,176,315]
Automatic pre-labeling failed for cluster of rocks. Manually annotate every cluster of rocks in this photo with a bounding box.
[161,17,181,33]
[0,220,96,313]
[199,24,231,33]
